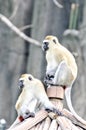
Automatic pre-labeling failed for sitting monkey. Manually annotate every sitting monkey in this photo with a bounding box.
[42,35,86,125]
[8,74,62,129]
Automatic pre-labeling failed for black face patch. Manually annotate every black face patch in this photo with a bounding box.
[19,80,24,89]
[53,39,56,44]
[42,42,49,51]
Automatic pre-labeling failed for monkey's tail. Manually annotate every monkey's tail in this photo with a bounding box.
[65,87,86,125]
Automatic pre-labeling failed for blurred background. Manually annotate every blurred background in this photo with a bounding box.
[0,0,86,127]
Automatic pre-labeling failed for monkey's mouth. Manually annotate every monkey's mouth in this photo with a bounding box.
[42,42,49,51]
[19,80,24,89]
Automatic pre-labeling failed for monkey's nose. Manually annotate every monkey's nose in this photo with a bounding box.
[42,41,49,51]
[19,80,24,89]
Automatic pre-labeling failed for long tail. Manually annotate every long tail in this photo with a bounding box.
[65,87,86,125]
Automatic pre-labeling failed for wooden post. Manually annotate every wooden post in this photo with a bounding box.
[47,86,64,111]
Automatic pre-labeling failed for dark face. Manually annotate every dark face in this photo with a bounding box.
[19,80,24,89]
[18,74,33,89]
[42,41,49,51]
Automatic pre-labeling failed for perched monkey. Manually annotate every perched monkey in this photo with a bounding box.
[42,35,86,125]
[8,74,62,129]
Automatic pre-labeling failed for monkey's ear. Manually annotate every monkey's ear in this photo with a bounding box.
[28,76,32,81]
[53,39,56,44]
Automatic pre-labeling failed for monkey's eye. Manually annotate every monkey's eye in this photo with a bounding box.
[53,39,56,44]
[28,76,32,81]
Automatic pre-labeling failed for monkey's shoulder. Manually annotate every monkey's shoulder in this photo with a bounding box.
[54,45,75,60]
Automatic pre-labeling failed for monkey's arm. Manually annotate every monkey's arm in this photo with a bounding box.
[27,98,38,113]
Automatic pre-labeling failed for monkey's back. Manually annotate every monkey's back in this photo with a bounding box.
[57,44,77,78]
[47,44,78,80]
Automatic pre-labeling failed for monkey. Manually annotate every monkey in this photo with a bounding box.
[42,35,86,125]
[8,74,62,129]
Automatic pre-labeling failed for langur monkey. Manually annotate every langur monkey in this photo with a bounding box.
[8,74,61,129]
[42,35,86,125]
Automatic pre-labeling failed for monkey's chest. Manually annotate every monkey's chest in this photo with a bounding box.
[47,58,59,71]
[46,52,61,71]
[46,53,58,64]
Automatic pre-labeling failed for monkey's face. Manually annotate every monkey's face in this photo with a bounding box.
[42,35,59,51]
[19,74,34,89]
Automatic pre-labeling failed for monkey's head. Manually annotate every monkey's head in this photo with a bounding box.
[42,35,59,51]
[19,74,35,89]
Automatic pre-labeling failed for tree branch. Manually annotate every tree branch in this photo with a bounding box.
[9,0,20,20]
[53,0,63,8]
[0,14,41,47]
[19,24,33,31]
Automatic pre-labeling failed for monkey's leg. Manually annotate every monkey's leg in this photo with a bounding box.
[53,61,86,125]
[53,61,72,86]
[42,97,62,116]
[25,98,38,117]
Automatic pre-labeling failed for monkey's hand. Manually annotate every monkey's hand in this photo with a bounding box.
[45,107,62,116]
[23,109,35,119]
[20,105,35,120]
[44,67,57,85]
[44,74,54,85]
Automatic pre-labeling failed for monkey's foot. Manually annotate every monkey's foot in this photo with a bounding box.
[53,108,63,116]
[45,74,54,81]
[45,108,62,116]
[44,76,54,86]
